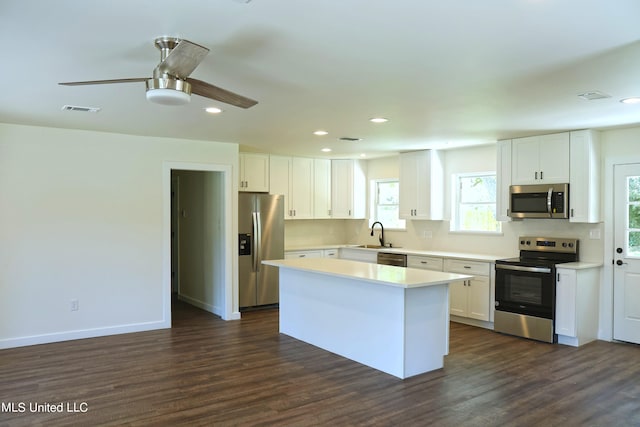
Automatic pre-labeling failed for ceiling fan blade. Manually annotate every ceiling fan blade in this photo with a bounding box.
[189,78,258,109]
[59,78,149,86]
[156,39,209,79]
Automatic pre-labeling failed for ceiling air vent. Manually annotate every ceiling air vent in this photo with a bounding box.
[577,91,611,101]
[339,137,362,142]
[61,105,101,113]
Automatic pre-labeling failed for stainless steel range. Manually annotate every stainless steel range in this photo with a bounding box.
[494,236,579,343]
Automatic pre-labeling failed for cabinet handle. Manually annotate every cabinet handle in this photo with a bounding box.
[464,266,471,269]
[571,208,574,217]
[535,171,538,180]
[540,171,543,180]
[300,254,306,257]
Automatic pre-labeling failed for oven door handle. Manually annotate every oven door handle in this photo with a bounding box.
[496,264,552,274]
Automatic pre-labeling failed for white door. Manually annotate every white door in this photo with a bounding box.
[613,163,640,344]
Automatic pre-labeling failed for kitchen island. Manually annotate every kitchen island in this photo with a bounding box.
[262,258,472,379]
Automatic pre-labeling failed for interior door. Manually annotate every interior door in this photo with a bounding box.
[613,163,640,344]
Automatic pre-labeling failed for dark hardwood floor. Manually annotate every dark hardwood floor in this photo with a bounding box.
[1,300,639,427]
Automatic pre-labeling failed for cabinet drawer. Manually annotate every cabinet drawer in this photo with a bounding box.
[444,259,490,276]
[285,250,323,259]
[407,255,443,271]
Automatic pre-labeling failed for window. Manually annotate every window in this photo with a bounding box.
[370,179,405,229]
[451,172,501,233]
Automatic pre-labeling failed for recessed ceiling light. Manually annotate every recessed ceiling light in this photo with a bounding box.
[369,117,388,123]
[321,148,332,152]
[314,130,329,136]
[205,107,223,114]
[360,153,367,158]
[620,97,640,105]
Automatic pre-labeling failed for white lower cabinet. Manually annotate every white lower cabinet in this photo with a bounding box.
[338,248,377,263]
[555,266,600,346]
[444,259,491,322]
[323,248,338,258]
[285,250,323,259]
[407,255,443,271]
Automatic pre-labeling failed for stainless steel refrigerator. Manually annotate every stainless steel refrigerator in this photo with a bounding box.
[238,193,284,309]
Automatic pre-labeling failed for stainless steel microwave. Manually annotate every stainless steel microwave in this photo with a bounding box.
[509,183,569,219]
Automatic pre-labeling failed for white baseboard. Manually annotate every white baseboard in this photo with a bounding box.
[177,293,220,316]
[0,320,170,350]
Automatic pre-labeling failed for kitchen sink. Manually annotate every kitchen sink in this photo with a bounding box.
[355,244,384,249]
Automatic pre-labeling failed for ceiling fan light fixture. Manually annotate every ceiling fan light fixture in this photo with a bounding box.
[145,78,191,105]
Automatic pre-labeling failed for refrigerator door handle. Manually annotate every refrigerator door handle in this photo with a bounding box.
[253,212,262,271]
[252,212,259,272]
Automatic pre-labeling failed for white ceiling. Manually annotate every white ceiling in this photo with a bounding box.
[2,0,640,158]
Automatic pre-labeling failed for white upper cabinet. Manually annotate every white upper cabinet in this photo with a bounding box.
[399,150,444,220]
[569,130,601,223]
[331,159,366,219]
[496,140,512,221]
[269,156,314,219]
[511,133,570,184]
[239,152,270,192]
[313,158,332,219]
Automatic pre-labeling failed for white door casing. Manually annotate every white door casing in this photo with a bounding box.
[613,163,640,344]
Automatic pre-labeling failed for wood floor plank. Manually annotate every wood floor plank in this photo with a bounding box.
[1,301,639,426]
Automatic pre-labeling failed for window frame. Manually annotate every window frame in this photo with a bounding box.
[450,171,502,235]
[369,179,406,230]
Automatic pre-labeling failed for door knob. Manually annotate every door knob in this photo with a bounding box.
[616,260,627,266]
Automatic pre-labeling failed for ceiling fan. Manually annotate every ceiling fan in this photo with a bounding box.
[59,36,258,108]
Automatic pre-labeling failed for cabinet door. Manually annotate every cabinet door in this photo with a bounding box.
[331,160,354,218]
[291,157,314,219]
[569,130,601,223]
[511,136,540,184]
[399,152,418,218]
[555,268,577,337]
[467,276,490,321]
[313,158,332,218]
[240,153,270,192]
[496,140,512,221]
[449,280,467,317]
[269,156,292,218]
[538,133,570,183]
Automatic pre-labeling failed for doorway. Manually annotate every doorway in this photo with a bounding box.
[171,170,225,314]
[613,163,640,344]
[163,161,237,326]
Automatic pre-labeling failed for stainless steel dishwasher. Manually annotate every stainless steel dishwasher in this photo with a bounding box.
[377,252,407,267]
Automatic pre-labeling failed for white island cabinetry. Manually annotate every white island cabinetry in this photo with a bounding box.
[263,257,471,379]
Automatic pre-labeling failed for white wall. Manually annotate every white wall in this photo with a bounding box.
[0,123,238,348]
[175,170,225,314]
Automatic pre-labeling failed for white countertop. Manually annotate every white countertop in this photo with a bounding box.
[555,261,603,270]
[263,257,472,288]
[285,244,514,262]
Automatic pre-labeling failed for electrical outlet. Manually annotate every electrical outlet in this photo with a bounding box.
[423,230,433,239]
[589,229,601,240]
[70,299,79,312]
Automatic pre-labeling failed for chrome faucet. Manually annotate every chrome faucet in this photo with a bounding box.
[370,221,385,247]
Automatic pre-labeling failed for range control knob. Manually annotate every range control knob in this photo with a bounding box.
[568,243,574,248]
[562,242,568,248]
[526,240,531,246]
[520,240,525,245]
